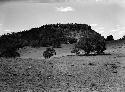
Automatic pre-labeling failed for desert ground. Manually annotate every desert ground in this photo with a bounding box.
[1,42,125,92]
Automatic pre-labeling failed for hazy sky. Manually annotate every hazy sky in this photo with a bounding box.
[0,0,125,40]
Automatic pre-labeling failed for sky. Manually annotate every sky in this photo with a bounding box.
[0,0,125,40]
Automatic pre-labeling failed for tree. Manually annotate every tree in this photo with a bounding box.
[75,33,106,55]
[106,35,114,41]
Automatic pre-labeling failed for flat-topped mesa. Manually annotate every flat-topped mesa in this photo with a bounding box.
[0,23,104,58]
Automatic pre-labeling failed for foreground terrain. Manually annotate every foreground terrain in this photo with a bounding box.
[1,42,125,92]
[0,54,125,92]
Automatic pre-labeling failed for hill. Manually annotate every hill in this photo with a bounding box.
[0,23,104,58]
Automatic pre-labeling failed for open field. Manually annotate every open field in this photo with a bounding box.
[1,42,125,92]
[18,44,75,59]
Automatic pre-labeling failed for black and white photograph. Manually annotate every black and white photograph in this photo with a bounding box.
[0,0,125,92]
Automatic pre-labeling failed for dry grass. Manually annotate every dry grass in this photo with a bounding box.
[0,54,125,92]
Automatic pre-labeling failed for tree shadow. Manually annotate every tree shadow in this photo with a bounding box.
[77,53,111,56]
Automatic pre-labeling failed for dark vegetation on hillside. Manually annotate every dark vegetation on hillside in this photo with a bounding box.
[0,23,106,58]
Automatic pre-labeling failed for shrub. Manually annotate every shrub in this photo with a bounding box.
[43,47,56,59]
